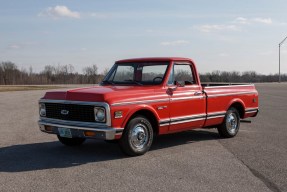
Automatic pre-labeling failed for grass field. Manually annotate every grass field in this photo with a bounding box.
[0,85,65,92]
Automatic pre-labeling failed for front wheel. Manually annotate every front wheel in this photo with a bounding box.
[119,116,154,156]
[217,107,240,138]
[57,135,86,146]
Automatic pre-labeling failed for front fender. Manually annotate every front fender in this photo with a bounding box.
[121,104,160,128]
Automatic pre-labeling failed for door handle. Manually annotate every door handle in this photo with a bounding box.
[194,92,202,96]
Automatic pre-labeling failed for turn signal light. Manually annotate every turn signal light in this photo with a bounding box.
[45,125,53,132]
[84,131,97,137]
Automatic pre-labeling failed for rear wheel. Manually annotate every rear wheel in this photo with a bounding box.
[57,135,86,146]
[119,116,154,156]
[217,107,240,138]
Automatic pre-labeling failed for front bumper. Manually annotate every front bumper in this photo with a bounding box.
[38,119,123,140]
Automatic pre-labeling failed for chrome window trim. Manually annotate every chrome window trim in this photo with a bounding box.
[39,99,111,126]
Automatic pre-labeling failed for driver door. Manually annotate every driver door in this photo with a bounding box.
[167,62,206,132]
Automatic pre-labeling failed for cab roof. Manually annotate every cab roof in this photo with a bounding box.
[116,57,194,63]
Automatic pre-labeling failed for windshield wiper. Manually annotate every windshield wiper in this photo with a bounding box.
[124,79,143,85]
[102,80,115,85]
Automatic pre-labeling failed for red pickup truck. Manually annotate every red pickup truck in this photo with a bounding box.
[39,57,259,156]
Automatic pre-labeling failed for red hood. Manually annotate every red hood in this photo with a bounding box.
[42,85,160,104]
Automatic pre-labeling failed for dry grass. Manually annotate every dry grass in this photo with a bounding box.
[0,85,66,92]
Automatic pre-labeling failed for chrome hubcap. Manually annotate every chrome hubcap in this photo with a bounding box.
[131,124,148,149]
[226,113,238,134]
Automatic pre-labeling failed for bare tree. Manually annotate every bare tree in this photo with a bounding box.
[0,61,19,85]
[83,64,98,84]
[42,65,56,83]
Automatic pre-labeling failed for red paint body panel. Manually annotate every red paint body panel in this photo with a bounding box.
[42,57,259,138]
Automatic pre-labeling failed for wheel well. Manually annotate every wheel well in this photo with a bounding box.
[229,102,244,118]
[130,110,159,136]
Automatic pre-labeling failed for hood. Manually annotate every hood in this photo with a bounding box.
[42,85,158,104]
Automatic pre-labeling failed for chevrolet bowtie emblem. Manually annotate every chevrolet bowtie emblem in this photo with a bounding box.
[60,110,69,115]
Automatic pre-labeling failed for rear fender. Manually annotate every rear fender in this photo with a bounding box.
[226,98,246,118]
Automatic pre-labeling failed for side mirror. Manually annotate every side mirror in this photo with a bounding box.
[167,81,185,95]
[175,81,185,87]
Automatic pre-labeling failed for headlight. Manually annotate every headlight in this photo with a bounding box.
[94,107,106,122]
[39,103,46,117]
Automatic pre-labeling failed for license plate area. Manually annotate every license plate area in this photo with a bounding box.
[58,127,72,138]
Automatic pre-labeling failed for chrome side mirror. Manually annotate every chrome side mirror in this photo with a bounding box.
[175,81,185,87]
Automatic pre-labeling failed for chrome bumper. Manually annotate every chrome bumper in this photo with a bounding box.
[38,119,123,140]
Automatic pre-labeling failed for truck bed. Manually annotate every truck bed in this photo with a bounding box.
[202,83,258,127]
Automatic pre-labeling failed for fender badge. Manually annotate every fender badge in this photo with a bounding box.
[157,106,167,110]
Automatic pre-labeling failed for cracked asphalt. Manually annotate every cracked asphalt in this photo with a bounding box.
[0,83,286,192]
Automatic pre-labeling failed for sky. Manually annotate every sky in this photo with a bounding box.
[1,0,287,74]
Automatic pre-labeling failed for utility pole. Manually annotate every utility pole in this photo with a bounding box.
[279,36,287,83]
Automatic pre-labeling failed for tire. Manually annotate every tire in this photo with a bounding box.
[217,107,240,138]
[57,135,86,146]
[119,116,154,156]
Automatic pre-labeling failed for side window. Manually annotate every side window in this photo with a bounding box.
[173,64,194,85]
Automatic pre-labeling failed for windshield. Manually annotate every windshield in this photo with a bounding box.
[102,62,169,85]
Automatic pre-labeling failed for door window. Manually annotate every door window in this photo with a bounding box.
[168,64,195,85]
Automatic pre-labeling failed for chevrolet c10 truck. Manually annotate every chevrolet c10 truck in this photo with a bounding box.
[39,57,259,156]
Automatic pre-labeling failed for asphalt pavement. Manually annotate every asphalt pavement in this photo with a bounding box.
[0,84,286,192]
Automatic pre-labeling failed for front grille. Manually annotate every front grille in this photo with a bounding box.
[45,103,96,122]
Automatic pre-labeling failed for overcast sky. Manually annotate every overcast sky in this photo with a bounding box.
[1,0,287,74]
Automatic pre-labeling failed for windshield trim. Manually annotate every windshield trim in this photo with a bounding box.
[102,61,170,86]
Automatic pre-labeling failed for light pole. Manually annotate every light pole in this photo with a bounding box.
[279,36,287,83]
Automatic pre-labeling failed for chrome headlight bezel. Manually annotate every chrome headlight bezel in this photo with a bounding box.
[94,107,106,122]
[39,103,46,117]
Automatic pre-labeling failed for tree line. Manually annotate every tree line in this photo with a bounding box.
[199,70,287,83]
[0,61,109,85]
[0,61,286,85]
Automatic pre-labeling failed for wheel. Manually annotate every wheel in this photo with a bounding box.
[57,135,86,146]
[217,107,240,138]
[119,116,154,156]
